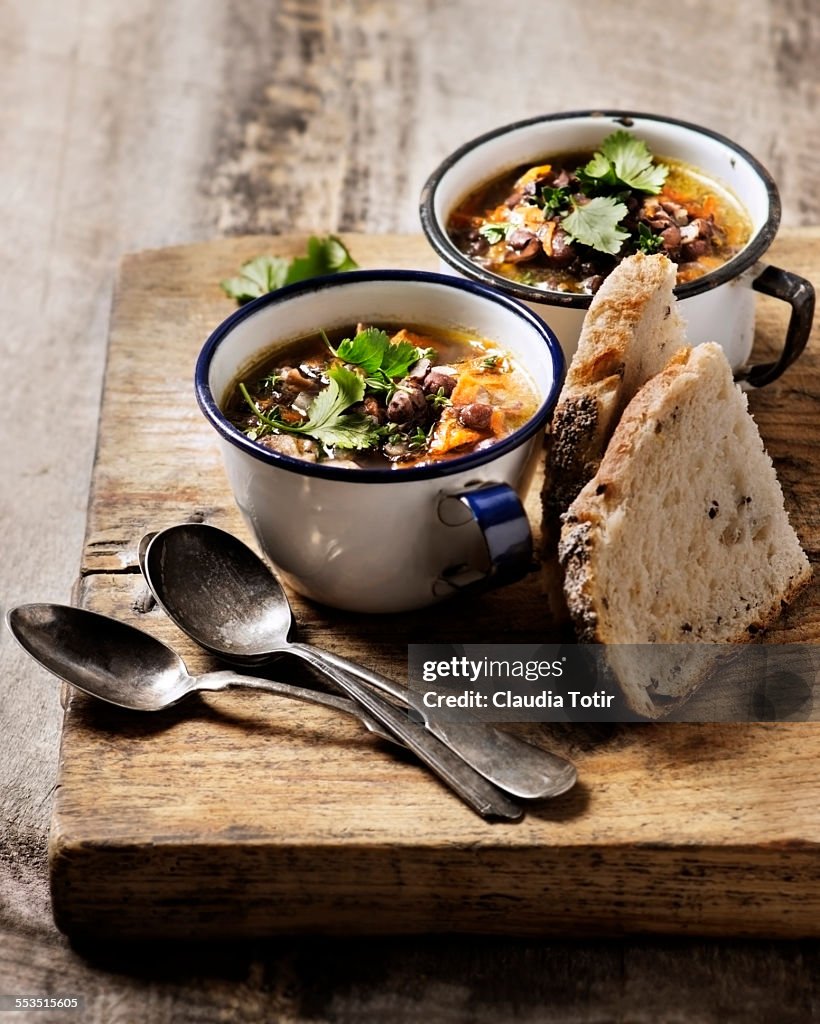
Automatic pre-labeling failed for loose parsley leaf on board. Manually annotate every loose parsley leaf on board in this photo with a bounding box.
[562,196,631,255]
[220,235,358,304]
[221,256,290,302]
[286,234,359,284]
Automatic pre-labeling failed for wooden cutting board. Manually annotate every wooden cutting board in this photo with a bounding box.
[52,232,820,939]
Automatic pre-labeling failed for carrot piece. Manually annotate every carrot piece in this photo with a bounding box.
[428,408,483,455]
[390,328,437,350]
[514,164,552,189]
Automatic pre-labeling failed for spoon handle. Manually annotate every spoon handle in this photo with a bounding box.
[291,644,577,801]
[287,645,521,820]
[193,670,398,744]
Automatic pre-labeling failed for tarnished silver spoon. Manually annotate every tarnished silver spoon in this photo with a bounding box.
[7,603,522,821]
[139,523,577,801]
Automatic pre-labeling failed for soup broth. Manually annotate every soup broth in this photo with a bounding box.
[224,323,540,469]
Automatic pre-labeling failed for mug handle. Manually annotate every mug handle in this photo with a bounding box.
[435,482,532,594]
[740,263,815,387]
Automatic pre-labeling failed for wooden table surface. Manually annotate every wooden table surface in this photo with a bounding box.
[2,2,819,1021]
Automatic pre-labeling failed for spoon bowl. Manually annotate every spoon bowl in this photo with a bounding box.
[141,523,578,801]
[9,603,203,711]
[142,525,293,664]
[6,603,395,727]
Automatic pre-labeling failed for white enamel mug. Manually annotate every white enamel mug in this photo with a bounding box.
[196,270,564,613]
[420,110,814,386]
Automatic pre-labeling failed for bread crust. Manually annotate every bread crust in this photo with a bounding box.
[558,344,812,717]
[541,253,685,619]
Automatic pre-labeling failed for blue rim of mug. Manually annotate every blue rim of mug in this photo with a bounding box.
[195,268,566,483]
[419,109,782,307]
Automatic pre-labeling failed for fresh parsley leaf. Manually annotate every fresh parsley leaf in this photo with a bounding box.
[305,411,379,451]
[295,364,366,440]
[336,328,390,374]
[562,196,630,255]
[580,151,616,186]
[324,236,359,272]
[637,222,665,254]
[580,130,668,196]
[479,222,512,245]
[334,326,427,386]
[600,130,668,194]
[220,236,359,304]
[380,338,424,380]
[537,185,570,216]
[221,256,290,302]
[286,235,359,284]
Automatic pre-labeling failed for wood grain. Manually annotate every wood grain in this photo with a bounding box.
[4,1,820,1018]
[49,231,820,941]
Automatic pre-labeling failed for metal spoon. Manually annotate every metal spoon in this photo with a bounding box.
[7,603,522,821]
[140,523,577,801]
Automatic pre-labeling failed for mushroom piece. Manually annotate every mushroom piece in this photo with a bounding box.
[546,226,576,268]
[504,229,542,264]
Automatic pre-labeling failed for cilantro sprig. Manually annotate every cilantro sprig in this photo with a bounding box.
[240,364,379,452]
[221,236,358,304]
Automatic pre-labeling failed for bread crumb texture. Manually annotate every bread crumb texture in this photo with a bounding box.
[559,343,812,716]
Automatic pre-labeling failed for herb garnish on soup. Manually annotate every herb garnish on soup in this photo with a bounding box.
[447,130,752,295]
[225,324,539,469]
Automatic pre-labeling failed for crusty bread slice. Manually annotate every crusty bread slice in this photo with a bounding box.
[559,343,812,717]
[541,253,687,618]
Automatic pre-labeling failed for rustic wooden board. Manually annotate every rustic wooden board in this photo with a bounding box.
[52,231,820,939]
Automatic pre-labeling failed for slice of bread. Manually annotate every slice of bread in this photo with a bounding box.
[559,343,812,717]
[542,253,686,618]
